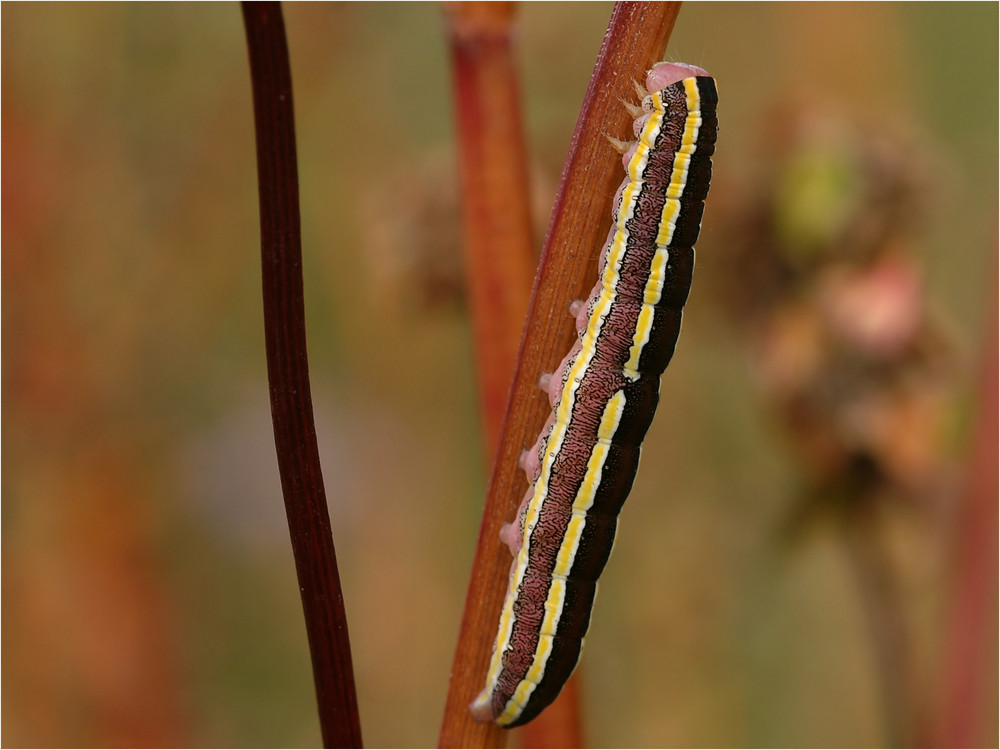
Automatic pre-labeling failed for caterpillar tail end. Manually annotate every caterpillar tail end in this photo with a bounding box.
[469,689,497,724]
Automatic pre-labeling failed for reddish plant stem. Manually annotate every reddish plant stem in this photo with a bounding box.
[517,676,585,749]
[446,1,537,462]
[933,284,999,748]
[444,3,585,745]
[241,4,362,746]
[439,3,681,747]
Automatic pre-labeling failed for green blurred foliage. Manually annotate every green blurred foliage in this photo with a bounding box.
[2,3,995,747]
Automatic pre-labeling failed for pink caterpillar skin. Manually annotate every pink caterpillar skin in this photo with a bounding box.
[471,62,719,728]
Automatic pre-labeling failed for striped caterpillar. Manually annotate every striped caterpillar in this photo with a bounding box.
[470,62,719,728]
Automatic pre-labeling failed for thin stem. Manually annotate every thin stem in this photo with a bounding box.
[241,4,362,746]
[839,501,921,747]
[933,284,998,748]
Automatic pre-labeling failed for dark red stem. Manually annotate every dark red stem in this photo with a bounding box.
[241,4,362,746]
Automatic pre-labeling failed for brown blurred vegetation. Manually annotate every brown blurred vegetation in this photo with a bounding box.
[2,3,996,747]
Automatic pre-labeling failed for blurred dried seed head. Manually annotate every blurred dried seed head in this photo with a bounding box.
[713,100,955,519]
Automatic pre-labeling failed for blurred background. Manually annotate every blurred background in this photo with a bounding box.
[2,3,996,747]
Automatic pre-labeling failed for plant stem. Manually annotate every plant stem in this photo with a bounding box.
[933,286,998,747]
[444,3,586,745]
[241,4,362,746]
[839,501,921,747]
[446,1,536,463]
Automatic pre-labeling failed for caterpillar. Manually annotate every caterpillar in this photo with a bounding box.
[469,62,719,728]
